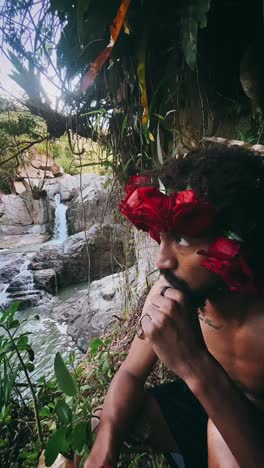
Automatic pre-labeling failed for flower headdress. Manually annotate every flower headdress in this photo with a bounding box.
[119,175,261,295]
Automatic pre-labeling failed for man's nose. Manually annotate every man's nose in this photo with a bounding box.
[156,238,178,270]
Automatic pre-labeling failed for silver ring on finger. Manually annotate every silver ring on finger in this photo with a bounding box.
[136,313,152,339]
[160,285,174,297]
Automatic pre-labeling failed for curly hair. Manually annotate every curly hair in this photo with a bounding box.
[159,147,264,268]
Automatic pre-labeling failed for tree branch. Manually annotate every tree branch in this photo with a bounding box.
[0,137,47,167]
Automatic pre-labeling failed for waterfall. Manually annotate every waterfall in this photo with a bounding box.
[1,258,41,308]
[19,259,34,292]
[53,193,68,242]
[0,283,9,307]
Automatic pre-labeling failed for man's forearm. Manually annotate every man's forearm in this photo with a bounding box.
[186,353,264,468]
[95,367,146,450]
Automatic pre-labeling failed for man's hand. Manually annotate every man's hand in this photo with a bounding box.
[83,425,117,468]
[140,279,208,381]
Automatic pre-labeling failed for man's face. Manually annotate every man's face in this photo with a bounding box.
[156,232,219,301]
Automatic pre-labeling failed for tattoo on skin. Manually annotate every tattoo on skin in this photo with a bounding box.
[198,312,223,330]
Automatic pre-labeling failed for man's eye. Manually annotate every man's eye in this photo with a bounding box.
[176,237,190,247]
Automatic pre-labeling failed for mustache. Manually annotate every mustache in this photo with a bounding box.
[159,269,207,310]
[159,269,192,296]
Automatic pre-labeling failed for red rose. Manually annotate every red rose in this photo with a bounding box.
[125,175,152,194]
[170,190,217,237]
[198,237,257,294]
[119,187,217,242]
[119,187,173,242]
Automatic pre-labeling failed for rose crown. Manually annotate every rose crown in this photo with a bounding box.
[119,175,260,295]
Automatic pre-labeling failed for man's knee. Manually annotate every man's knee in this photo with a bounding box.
[90,393,178,453]
[207,419,239,468]
[142,392,179,452]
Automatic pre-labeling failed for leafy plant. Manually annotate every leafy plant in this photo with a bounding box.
[0,0,216,180]
[42,336,117,466]
[43,351,93,466]
[0,302,43,466]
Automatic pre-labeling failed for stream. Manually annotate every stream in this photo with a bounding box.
[0,193,85,382]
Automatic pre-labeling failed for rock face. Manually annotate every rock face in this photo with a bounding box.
[15,151,64,191]
[33,269,58,295]
[0,194,32,232]
[0,153,159,352]
[44,173,110,203]
[52,267,137,352]
[0,192,51,240]
[0,252,48,309]
[0,169,115,246]
[46,230,158,352]
[30,224,130,288]
[0,254,28,283]
[134,230,159,291]
[66,176,115,234]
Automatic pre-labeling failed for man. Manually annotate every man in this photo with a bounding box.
[84,147,264,468]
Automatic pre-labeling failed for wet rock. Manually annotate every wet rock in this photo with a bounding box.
[32,269,58,295]
[0,254,27,283]
[52,267,137,352]
[31,224,131,289]
[31,244,64,277]
[9,292,43,310]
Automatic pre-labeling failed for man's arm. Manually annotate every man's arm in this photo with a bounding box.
[141,286,264,468]
[84,280,165,468]
[186,354,264,468]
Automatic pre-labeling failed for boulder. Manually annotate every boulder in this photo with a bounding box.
[0,191,52,238]
[13,181,28,195]
[47,173,110,203]
[16,164,43,180]
[51,163,64,177]
[30,154,54,170]
[52,267,137,352]
[133,230,159,291]
[66,175,115,234]
[0,194,32,227]
[0,233,49,249]
[30,223,132,289]
[33,268,58,294]
[0,253,28,283]
[30,244,64,276]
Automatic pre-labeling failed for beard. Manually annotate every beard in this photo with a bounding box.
[159,269,223,310]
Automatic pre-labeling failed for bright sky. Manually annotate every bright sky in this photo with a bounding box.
[0,1,64,109]
[0,47,84,113]
[0,50,64,109]
[0,53,23,99]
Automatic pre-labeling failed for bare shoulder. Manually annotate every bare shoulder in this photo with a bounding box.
[202,297,264,403]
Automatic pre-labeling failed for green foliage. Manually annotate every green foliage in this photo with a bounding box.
[55,399,73,425]
[0,114,40,139]
[54,352,78,396]
[45,427,70,465]
[0,302,169,467]
[0,0,215,179]
[0,302,41,466]
[0,101,46,193]
[44,352,94,466]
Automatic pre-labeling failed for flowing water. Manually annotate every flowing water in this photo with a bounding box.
[0,267,84,383]
[17,300,83,382]
[53,193,68,241]
[0,194,82,382]
[0,283,9,306]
